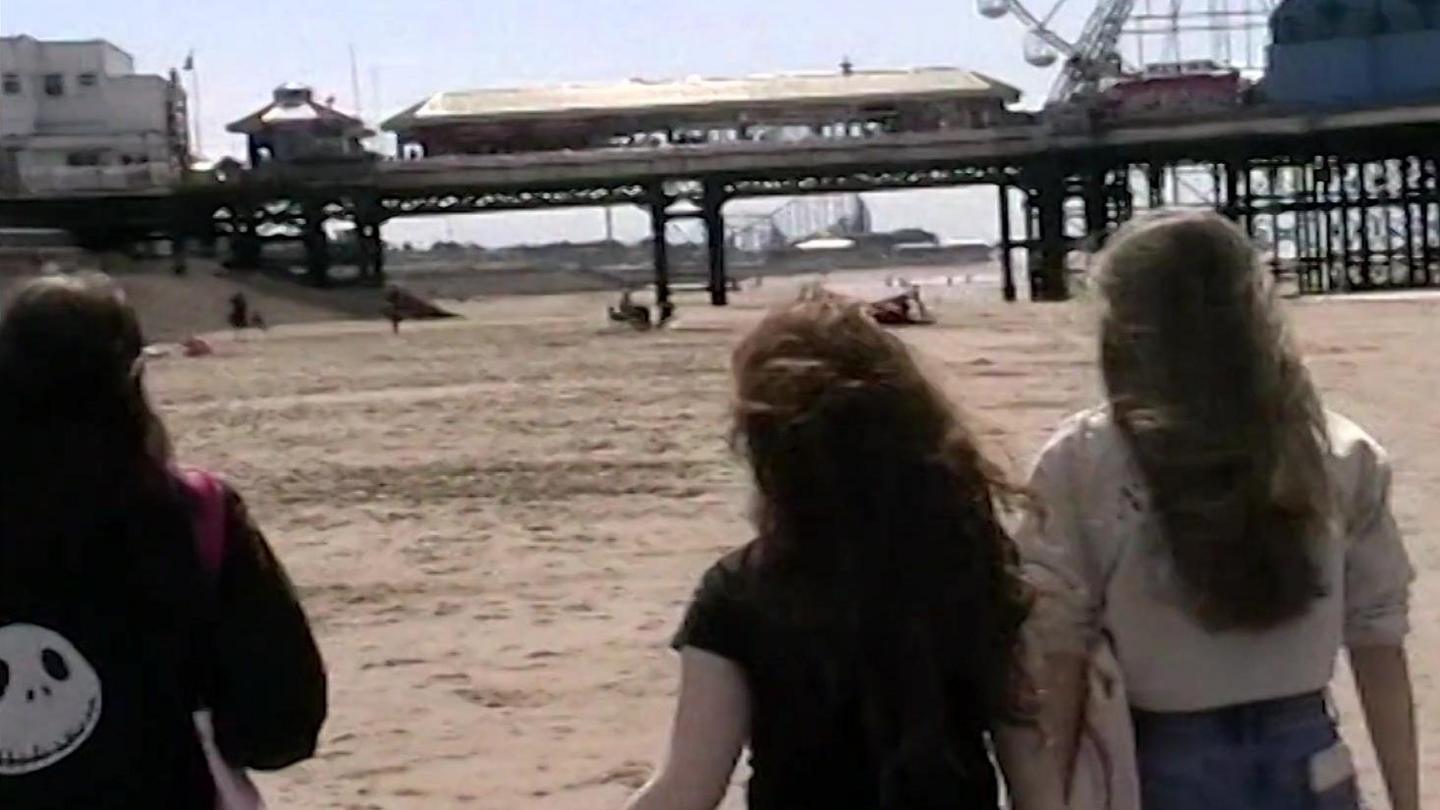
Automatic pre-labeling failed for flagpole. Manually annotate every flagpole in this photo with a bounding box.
[185,51,203,158]
[349,43,363,120]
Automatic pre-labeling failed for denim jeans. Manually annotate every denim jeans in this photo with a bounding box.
[1132,692,1361,810]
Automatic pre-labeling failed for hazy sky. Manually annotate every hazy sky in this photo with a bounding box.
[2,0,1087,245]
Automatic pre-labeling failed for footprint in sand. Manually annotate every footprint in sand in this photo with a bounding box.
[424,671,471,686]
[360,657,427,671]
[565,760,652,791]
[452,686,551,708]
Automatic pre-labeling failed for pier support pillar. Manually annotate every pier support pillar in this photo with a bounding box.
[230,208,261,269]
[702,180,729,307]
[648,190,672,314]
[1082,169,1109,250]
[1421,157,1437,284]
[997,182,1017,302]
[170,233,188,276]
[372,223,386,284]
[1147,164,1164,208]
[233,233,261,269]
[1030,172,1069,301]
[302,207,331,288]
[356,221,386,286]
[1222,161,1241,221]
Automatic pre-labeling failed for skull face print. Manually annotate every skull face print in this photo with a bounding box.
[0,624,103,775]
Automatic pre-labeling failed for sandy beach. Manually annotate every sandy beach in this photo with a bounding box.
[120,272,1436,809]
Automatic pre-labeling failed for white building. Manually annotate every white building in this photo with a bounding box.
[0,36,188,193]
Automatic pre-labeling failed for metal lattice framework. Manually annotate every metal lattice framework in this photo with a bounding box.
[723,194,872,252]
[722,165,1007,198]
[978,0,1278,103]
[377,184,652,217]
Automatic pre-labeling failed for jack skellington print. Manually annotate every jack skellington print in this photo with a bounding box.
[0,624,102,776]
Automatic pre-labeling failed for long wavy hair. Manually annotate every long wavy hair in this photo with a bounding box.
[1096,211,1330,631]
[0,274,180,574]
[730,292,1032,804]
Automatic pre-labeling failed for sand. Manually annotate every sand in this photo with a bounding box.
[130,273,1436,809]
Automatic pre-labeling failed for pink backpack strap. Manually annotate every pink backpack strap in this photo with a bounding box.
[179,468,228,577]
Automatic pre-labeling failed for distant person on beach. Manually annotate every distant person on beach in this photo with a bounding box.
[607,289,651,331]
[385,285,404,334]
[626,295,1034,810]
[0,275,327,807]
[227,292,250,333]
[867,284,932,326]
[1015,212,1417,810]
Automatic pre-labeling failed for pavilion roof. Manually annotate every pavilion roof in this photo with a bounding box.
[383,67,1022,132]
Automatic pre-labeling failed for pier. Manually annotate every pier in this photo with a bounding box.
[5,68,1440,304]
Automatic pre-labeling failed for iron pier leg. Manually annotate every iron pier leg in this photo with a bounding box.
[1356,161,1374,289]
[356,221,385,286]
[1296,164,1315,292]
[170,233,188,276]
[231,208,261,269]
[1032,172,1068,301]
[997,182,1016,303]
[372,223,386,285]
[1379,161,1392,286]
[1223,161,1241,221]
[649,192,672,313]
[1335,158,1353,290]
[702,181,729,306]
[1241,163,1256,238]
[1403,158,1418,287]
[1023,192,1039,300]
[303,207,331,288]
[1316,159,1334,291]
[354,223,371,281]
[1422,158,1438,284]
[1082,170,1108,250]
[1147,164,1164,208]
[1267,165,1282,279]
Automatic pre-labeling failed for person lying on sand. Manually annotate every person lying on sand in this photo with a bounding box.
[867,284,933,326]
[607,290,652,331]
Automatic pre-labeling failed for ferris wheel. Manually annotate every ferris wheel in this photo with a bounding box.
[977,0,1279,104]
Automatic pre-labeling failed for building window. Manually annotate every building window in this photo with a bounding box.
[1,74,20,95]
[78,72,98,88]
[44,74,64,97]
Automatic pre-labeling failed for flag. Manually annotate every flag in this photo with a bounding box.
[183,51,195,71]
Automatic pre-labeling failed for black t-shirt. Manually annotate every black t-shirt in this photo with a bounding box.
[0,482,326,809]
[673,543,1000,810]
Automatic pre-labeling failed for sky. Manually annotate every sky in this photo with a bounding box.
[1,0,1093,246]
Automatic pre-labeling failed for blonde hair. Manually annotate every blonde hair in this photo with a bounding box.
[1096,211,1330,630]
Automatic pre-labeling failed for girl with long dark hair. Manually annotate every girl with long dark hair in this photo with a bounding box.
[1020,212,1418,810]
[0,275,326,807]
[626,293,1033,810]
